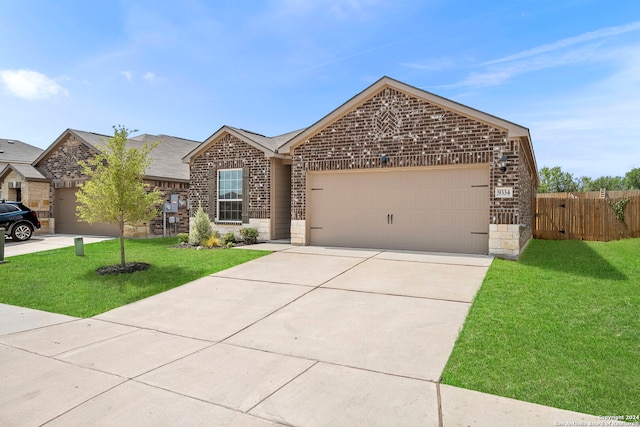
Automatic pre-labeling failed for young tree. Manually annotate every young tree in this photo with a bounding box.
[625,167,640,189]
[538,166,579,193]
[76,125,162,267]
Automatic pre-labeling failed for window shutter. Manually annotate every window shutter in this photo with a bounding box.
[208,167,217,221]
[242,166,249,224]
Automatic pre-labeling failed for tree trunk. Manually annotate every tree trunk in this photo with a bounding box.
[119,222,126,267]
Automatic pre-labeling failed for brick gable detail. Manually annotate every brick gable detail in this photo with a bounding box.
[37,134,97,187]
[292,87,523,224]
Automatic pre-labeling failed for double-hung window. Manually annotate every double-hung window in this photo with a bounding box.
[217,169,243,222]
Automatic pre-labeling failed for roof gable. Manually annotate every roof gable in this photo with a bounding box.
[34,129,200,182]
[32,129,102,167]
[279,76,533,152]
[182,126,305,163]
[0,163,48,181]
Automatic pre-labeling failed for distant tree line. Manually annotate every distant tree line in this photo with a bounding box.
[538,166,640,193]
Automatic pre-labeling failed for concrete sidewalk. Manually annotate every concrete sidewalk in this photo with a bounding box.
[0,244,605,426]
[3,234,115,257]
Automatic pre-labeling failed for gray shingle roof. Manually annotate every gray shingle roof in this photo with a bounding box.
[129,134,201,181]
[69,130,200,182]
[0,139,44,163]
[0,163,47,180]
[226,127,306,152]
[184,126,305,163]
[11,163,47,180]
[70,130,111,149]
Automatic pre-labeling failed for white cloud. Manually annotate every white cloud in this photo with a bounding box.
[143,72,156,82]
[449,43,605,88]
[483,21,640,66]
[446,21,640,89]
[122,71,133,81]
[401,58,453,71]
[0,69,69,100]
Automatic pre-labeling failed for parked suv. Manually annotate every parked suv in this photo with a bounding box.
[0,200,41,241]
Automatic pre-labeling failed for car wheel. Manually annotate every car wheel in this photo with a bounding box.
[11,223,33,241]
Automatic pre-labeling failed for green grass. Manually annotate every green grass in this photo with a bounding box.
[0,238,270,318]
[442,238,640,416]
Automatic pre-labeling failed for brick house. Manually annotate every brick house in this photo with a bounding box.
[0,139,46,216]
[185,76,538,258]
[27,129,200,237]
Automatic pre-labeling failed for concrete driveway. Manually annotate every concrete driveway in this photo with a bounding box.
[0,244,601,426]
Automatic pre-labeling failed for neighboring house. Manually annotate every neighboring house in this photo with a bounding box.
[0,138,46,215]
[184,76,538,258]
[27,129,200,236]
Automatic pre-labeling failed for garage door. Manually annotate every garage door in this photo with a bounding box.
[55,188,120,236]
[308,166,490,254]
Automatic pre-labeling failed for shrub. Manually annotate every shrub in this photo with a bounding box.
[189,204,212,246]
[203,234,221,248]
[177,233,189,243]
[240,227,259,244]
[223,231,237,245]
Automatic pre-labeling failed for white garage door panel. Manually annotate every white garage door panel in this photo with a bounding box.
[308,167,489,254]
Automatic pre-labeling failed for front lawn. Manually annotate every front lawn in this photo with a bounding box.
[0,238,270,317]
[442,238,640,416]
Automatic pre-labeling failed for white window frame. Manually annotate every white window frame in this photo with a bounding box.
[217,168,243,223]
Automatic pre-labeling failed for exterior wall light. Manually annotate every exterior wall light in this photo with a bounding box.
[498,154,508,172]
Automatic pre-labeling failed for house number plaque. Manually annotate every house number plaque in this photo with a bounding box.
[495,187,513,198]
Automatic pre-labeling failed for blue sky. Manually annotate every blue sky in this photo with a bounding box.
[1,0,639,178]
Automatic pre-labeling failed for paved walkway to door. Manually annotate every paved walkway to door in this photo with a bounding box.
[0,244,601,426]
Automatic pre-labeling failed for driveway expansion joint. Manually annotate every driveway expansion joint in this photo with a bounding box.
[318,285,476,305]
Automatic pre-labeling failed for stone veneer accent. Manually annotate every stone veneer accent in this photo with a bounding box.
[290,86,534,256]
[290,220,306,245]
[1,170,53,234]
[489,224,521,258]
[188,133,271,237]
[249,218,271,241]
[186,219,271,241]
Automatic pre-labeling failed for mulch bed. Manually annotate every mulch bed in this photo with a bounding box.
[96,262,151,275]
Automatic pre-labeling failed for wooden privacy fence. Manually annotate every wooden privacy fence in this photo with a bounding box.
[535,191,640,241]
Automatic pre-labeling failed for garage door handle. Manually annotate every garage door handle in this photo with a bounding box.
[390,214,393,224]
[387,214,390,224]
